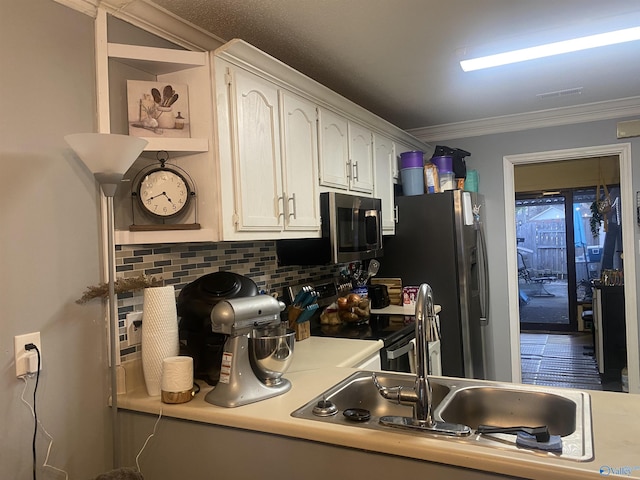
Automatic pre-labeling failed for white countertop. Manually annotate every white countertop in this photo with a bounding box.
[119,337,639,480]
[288,336,382,372]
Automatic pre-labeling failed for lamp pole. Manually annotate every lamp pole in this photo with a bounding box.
[65,133,147,470]
[97,175,120,468]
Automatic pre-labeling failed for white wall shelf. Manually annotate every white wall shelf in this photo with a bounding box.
[97,12,220,245]
[108,43,207,74]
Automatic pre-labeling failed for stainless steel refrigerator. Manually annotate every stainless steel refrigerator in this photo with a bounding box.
[378,190,489,379]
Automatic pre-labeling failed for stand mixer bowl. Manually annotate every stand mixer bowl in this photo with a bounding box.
[250,326,295,386]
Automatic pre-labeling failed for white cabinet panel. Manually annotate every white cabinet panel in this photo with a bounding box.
[349,122,374,194]
[374,133,396,235]
[318,108,350,190]
[281,92,320,231]
[231,67,283,231]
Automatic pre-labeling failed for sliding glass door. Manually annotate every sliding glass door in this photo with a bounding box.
[516,192,577,332]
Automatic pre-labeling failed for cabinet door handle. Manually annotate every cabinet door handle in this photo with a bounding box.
[346,160,352,180]
[288,193,297,219]
[277,194,285,218]
[352,161,359,181]
[394,205,399,223]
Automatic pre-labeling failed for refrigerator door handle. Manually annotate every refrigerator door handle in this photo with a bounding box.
[477,222,490,326]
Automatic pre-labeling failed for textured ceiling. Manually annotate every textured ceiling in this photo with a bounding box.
[151,0,640,131]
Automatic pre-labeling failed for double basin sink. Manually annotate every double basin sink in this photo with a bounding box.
[291,371,593,461]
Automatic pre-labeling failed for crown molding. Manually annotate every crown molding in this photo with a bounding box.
[53,0,98,16]
[408,96,640,143]
[53,0,225,51]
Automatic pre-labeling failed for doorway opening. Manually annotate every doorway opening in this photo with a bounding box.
[503,144,638,394]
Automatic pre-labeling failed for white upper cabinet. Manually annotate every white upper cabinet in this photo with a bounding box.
[318,107,374,195]
[374,133,397,235]
[215,59,320,239]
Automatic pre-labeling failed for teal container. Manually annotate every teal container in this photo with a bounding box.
[465,169,478,192]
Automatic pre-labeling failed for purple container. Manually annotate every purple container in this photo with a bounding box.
[431,155,453,173]
[400,151,424,169]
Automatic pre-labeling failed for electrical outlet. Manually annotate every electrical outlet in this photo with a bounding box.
[14,332,42,378]
[126,311,143,346]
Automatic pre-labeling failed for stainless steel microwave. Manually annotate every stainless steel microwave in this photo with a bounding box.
[276,192,383,265]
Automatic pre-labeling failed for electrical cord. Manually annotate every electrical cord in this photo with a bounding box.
[20,342,161,479]
[135,408,163,473]
[20,346,69,480]
[26,344,40,480]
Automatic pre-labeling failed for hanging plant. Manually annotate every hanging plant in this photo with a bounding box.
[589,200,603,238]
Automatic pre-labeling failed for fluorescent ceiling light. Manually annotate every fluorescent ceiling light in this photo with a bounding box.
[460,26,640,72]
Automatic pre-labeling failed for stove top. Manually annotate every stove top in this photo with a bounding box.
[286,278,415,346]
[310,313,415,346]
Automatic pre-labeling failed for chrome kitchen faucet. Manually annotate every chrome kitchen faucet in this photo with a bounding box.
[374,283,471,436]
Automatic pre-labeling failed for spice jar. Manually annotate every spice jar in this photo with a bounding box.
[175,112,185,130]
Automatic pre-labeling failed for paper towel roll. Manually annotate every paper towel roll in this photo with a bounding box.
[142,286,179,396]
[161,356,193,392]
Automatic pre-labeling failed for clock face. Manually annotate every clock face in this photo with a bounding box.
[137,168,191,218]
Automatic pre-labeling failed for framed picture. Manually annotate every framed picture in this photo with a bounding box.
[127,80,190,138]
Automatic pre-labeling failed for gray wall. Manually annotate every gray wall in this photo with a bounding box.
[0,0,112,477]
[445,119,640,381]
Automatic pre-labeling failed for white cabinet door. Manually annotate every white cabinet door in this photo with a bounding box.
[318,107,350,190]
[349,121,374,194]
[230,67,283,231]
[374,133,396,235]
[392,143,412,182]
[394,141,416,181]
[281,91,320,231]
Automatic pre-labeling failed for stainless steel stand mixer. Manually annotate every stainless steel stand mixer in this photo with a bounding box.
[205,295,295,407]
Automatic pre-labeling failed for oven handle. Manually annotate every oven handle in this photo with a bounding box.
[386,340,414,360]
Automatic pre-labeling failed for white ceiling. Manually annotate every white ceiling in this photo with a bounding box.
[150,0,640,135]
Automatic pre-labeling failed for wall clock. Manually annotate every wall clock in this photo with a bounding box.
[129,151,200,231]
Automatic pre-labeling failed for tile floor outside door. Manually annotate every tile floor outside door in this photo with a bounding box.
[520,332,604,391]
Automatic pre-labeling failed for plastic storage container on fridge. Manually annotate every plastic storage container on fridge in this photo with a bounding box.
[439,172,455,191]
[431,155,453,174]
[464,169,478,192]
[400,151,424,196]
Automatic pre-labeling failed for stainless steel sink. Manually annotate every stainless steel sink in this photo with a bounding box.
[438,385,577,436]
[291,371,593,461]
[291,371,450,430]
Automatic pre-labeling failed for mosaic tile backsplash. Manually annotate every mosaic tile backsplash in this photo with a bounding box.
[116,240,342,361]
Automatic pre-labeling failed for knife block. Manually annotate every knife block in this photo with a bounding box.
[287,306,310,341]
